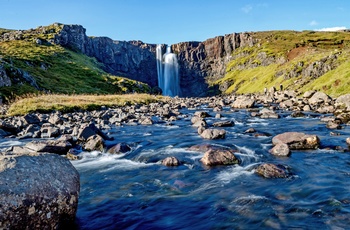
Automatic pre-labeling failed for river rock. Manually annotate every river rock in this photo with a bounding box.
[0,153,79,229]
[303,90,316,98]
[326,120,341,129]
[25,140,72,155]
[272,132,320,150]
[200,128,226,139]
[22,113,40,124]
[188,144,217,153]
[107,142,131,154]
[161,156,180,166]
[232,96,255,109]
[0,120,18,134]
[83,134,104,152]
[212,120,234,127]
[308,91,332,105]
[77,123,111,141]
[194,111,211,118]
[255,163,290,178]
[200,149,239,166]
[335,94,350,111]
[40,123,60,138]
[346,137,350,146]
[260,108,280,119]
[48,113,64,125]
[269,143,291,157]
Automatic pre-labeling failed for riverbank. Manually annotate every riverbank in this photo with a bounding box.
[1,90,350,228]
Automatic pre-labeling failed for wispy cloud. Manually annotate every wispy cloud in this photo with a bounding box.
[241,4,253,13]
[309,20,318,26]
[316,26,347,31]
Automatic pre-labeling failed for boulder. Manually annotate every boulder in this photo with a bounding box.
[107,143,131,154]
[0,120,18,134]
[140,117,153,125]
[272,132,320,150]
[25,140,72,155]
[77,123,111,141]
[0,153,79,229]
[269,143,291,157]
[232,96,255,109]
[335,94,350,111]
[346,137,350,146]
[290,111,306,118]
[161,156,180,166]
[188,144,217,153]
[200,149,239,166]
[194,111,211,118]
[212,120,234,127]
[200,128,226,139]
[308,91,332,105]
[255,163,290,178]
[260,108,280,119]
[83,134,104,152]
[40,123,60,138]
[22,113,40,125]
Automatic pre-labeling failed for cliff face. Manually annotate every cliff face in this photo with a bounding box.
[53,24,255,97]
[54,25,158,88]
[172,33,255,96]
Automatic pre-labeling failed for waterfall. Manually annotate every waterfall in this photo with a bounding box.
[156,44,180,97]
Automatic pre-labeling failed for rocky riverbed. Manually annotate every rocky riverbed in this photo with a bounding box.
[1,89,350,229]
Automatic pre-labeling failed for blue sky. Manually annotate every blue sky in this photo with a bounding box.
[1,0,349,45]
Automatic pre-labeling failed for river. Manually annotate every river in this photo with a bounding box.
[3,104,349,229]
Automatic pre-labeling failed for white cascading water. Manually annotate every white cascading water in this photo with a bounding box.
[156,44,180,97]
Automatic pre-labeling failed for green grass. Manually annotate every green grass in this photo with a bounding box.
[0,33,150,100]
[211,30,350,95]
[7,94,166,116]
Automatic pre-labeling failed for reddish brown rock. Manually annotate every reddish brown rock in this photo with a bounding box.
[255,163,290,178]
[200,149,239,166]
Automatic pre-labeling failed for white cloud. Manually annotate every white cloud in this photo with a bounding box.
[316,26,347,31]
[309,20,318,26]
[241,4,253,13]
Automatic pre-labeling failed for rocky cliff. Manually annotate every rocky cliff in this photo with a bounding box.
[2,23,350,98]
[53,24,159,88]
[53,24,256,97]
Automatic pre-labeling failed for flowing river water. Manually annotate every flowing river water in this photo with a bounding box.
[3,105,350,229]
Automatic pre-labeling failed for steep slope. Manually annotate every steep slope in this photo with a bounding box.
[0,24,151,101]
[201,31,350,96]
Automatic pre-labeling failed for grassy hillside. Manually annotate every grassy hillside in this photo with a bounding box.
[212,30,350,97]
[0,24,150,101]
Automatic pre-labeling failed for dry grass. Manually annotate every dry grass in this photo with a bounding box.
[7,94,166,116]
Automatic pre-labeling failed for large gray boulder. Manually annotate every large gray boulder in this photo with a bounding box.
[0,153,80,229]
[308,91,332,105]
[335,94,350,111]
[232,96,255,109]
[272,132,320,150]
[200,128,226,139]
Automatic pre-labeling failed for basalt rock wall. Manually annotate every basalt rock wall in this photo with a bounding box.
[53,24,256,97]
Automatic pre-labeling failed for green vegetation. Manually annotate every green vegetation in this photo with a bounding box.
[212,30,350,97]
[7,94,165,116]
[0,24,150,101]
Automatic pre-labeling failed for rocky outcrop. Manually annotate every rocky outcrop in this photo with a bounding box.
[0,153,80,229]
[53,24,158,88]
[52,24,257,97]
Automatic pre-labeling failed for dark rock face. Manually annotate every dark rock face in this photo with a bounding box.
[53,24,256,97]
[54,24,158,88]
[0,153,80,229]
